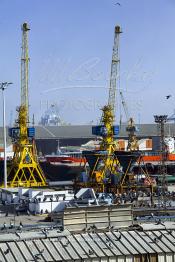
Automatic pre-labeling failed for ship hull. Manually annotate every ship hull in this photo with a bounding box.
[0,160,84,183]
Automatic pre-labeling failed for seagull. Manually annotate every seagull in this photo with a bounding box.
[4,248,10,255]
[57,237,62,241]
[115,233,122,241]
[108,242,113,248]
[42,229,48,238]
[155,219,165,226]
[157,234,162,240]
[63,239,69,247]
[88,249,94,255]
[153,237,159,243]
[115,2,121,6]
[34,253,42,260]
[115,231,122,241]
[150,213,154,218]
[149,237,159,244]
[15,232,21,238]
[166,95,172,99]
[91,224,97,229]
[34,249,44,260]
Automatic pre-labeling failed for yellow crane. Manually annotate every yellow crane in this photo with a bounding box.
[7,23,46,188]
[82,26,122,192]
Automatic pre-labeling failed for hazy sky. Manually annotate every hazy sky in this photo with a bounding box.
[0,0,175,126]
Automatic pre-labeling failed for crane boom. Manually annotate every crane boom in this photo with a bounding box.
[119,90,129,121]
[119,91,139,151]
[21,22,30,122]
[108,26,122,115]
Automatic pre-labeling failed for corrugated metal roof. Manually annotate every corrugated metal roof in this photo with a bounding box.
[0,228,174,261]
[1,124,175,143]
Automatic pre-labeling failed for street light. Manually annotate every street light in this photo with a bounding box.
[0,82,13,188]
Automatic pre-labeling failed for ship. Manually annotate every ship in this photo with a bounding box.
[44,151,85,164]
[141,151,175,162]
[40,148,85,182]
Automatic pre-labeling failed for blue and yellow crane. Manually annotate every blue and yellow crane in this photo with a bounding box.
[7,23,46,187]
[81,26,122,192]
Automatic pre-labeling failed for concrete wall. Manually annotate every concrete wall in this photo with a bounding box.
[55,204,133,232]
[29,200,67,213]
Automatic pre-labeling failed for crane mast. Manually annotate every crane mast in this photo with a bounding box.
[21,22,29,117]
[19,23,30,146]
[108,26,121,114]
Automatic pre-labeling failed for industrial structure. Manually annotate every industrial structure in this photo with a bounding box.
[0,18,175,262]
[0,226,174,261]
[77,26,155,194]
[119,90,139,151]
[80,25,122,192]
[7,23,46,188]
[1,124,175,155]
[40,103,63,126]
[154,115,168,204]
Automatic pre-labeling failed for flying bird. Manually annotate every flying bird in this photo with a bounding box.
[166,95,172,99]
[115,2,121,6]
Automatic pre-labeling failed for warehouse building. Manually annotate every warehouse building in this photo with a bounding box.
[0,225,174,261]
[0,124,175,155]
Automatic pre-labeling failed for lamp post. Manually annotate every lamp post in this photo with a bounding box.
[0,82,12,188]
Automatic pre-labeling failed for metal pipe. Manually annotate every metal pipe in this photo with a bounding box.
[2,89,7,188]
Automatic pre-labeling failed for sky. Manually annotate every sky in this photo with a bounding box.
[0,0,175,126]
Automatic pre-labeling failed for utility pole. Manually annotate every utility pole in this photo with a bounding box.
[0,82,12,188]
